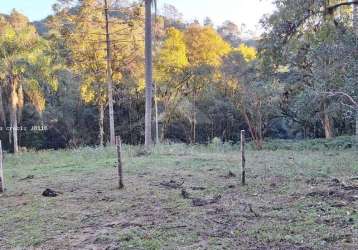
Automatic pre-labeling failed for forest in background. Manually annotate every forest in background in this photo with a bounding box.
[0,0,357,152]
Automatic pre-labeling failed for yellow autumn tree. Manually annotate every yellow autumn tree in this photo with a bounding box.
[237,44,257,62]
[154,27,189,141]
[185,25,231,67]
[183,24,231,143]
[55,0,143,145]
[61,0,108,146]
[155,27,188,81]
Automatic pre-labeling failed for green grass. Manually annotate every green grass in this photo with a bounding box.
[0,141,357,249]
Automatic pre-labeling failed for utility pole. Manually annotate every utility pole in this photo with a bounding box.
[352,0,358,149]
[144,0,153,148]
[354,2,358,32]
[349,102,358,151]
[154,82,159,144]
[104,0,116,146]
[0,141,4,193]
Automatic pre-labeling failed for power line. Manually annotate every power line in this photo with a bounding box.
[86,38,143,43]
[72,27,136,36]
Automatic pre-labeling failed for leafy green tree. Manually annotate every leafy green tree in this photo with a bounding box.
[154,24,231,143]
[261,0,358,139]
[221,47,279,149]
[0,11,59,153]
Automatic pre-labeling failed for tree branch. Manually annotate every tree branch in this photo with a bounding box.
[326,1,358,15]
[323,91,358,110]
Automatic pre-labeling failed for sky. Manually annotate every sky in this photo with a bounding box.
[0,0,55,21]
[0,0,275,35]
[159,0,275,36]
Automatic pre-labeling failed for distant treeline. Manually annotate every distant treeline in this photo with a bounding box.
[0,0,357,151]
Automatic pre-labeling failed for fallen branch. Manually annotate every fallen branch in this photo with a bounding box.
[192,195,222,207]
[191,186,206,191]
[160,179,184,189]
[247,203,260,217]
[20,175,34,181]
[160,225,187,230]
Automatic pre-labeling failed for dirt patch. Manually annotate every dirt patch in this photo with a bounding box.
[307,177,358,202]
[159,179,185,189]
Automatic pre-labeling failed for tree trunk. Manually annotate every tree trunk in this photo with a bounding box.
[104,0,116,146]
[161,113,173,142]
[144,0,153,148]
[211,120,214,139]
[154,82,159,144]
[17,83,24,122]
[355,112,358,149]
[192,89,197,144]
[193,112,196,144]
[353,2,358,34]
[321,101,334,139]
[257,101,263,146]
[242,110,263,150]
[352,1,357,148]
[0,86,6,128]
[99,104,104,146]
[323,112,334,139]
[0,140,4,193]
[161,121,166,142]
[128,98,133,144]
[10,80,19,154]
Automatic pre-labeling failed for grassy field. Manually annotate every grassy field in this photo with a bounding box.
[0,142,357,249]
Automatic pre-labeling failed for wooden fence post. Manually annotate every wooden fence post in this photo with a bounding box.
[0,141,5,193]
[116,136,124,189]
[240,130,246,186]
[355,113,358,150]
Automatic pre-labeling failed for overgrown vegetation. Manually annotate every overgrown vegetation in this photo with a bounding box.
[257,136,356,151]
[0,0,357,152]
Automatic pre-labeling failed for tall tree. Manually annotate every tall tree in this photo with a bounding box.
[53,0,143,146]
[0,11,59,153]
[221,45,277,149]
[154,27,189,140]
[354,2,358,31]
[261,0,358,139]
[352,0,357,145]
[184,24,231,143]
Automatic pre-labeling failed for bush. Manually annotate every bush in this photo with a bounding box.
[257,136,355,151]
